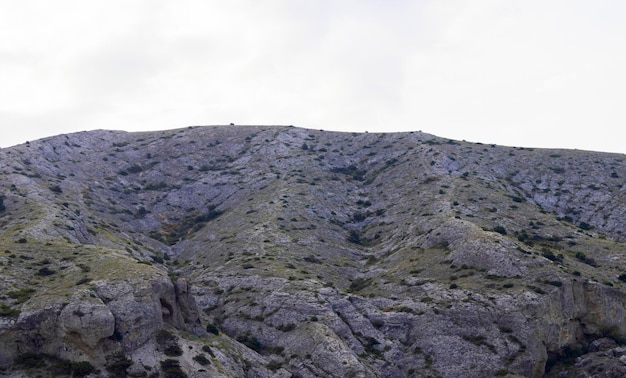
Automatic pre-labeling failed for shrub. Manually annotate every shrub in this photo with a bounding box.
[160,359,188,378]
[348,278,372,292]
[542,250,563,263]
[156,329,183,356]
[362,336,382,356]
[106,353,132,376]
[544,280,563,287]
[0,304,20,317]
[14,352,46,368]
[266,360,282,371]
[206,323,219,335]
[49,185,63,194]
[347,230,371,246]
[72,361,96,377]
[619,273,626,283]
[202,345,215,357]
[164,344,183,356]
[193,354,210,366]
[528,285,546,294]
[126,164,143,174]
[36,267,56,276]
[352,212,367,222]
[151,207,224,245]
[493,226,507,235]
[579,222,592,230]
[49,358,72,375]
[575,252,598,267]
[277,323,296,332]
[236,333,262,353]
[8,288,35,303]
[371,319,384,328]
[347,230,362,244]
[134,207,148,219]
[303,255,321,263]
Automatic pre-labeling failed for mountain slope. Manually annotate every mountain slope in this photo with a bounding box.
[1,125,626,377]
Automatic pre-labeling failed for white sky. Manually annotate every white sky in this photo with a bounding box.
[1,0,625,153]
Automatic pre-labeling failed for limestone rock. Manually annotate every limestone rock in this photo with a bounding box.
[2,126,626,377]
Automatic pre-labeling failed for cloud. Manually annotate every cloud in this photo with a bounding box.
[0,1,625,153]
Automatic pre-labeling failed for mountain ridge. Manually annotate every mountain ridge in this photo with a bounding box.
[1,125,626,377]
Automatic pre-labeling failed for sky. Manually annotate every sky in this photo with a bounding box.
[1,0,625,153]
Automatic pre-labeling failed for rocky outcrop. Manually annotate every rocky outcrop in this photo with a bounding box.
[0,275,203,372]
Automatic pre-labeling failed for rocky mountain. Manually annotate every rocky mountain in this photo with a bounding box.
[1,125,626,377]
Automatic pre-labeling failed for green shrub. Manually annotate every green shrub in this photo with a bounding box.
[348,278,372,293]
[14,352,46,368]
[574,252,598,267]
[72,361,96,377]
[164,344,183,356]
[49,358,72,375]
[75,277,91,285]
[0,304,20,317]
[236,333,262,353]
[193,354,210,366]
[266,360,282,371]
[303,255,321,263]
[160,359,188,378]
[206,323,219,335]
[202,345,215,357]
[277,323,296,332]
[542,250,563,263]
[544,280,563,287]
[347,230,371,246]
[352,212,367,222]
[8,288,35,303]
[493,226,507,235]
[36,267,56,276]
[126,164,143,174]
[106,353,132,376]
[156,329,183,356]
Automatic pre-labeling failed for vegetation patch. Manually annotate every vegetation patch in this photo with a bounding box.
[150,206,224,245]
[156,329,183,357]
[160,359,188,378]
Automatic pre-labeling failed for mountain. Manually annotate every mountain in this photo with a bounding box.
[1,125,626,377]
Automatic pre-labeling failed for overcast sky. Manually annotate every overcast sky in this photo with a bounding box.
[1,1,625,153]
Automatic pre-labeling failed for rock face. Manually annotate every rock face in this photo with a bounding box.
[1,125,626,377]
[3,275,204,369]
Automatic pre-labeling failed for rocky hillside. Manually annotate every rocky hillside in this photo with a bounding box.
[1,125,626,377]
